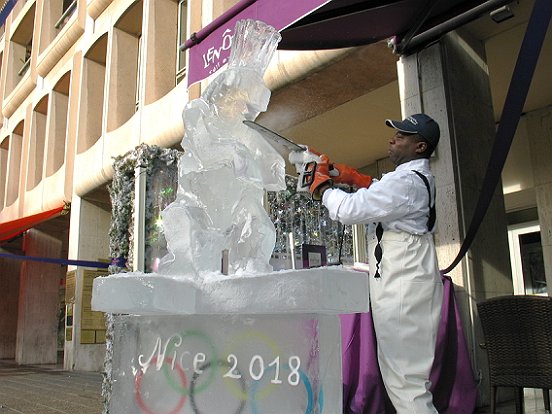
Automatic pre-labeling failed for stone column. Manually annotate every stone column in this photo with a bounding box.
[526,106,552,295]
[15,229,62,364]
[64,195,111,371]
[397,32,512,405]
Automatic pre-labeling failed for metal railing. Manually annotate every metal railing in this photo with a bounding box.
[54,0,77,29]
[17,57,30,76]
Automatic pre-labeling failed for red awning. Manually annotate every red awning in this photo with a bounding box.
[0,204,68,242]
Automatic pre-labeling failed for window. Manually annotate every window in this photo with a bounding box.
[47,72,71,176]
[27,96,48,190]
[176,0,187,84]
[135,35,142,112]
[267,175,353,270]
[6,2,35,95]
[78,35,107,153]
[6,122,24,206]
[0,138,9,208]
[17,40,31,76]
[109,1,142,130]
[508,221,547,295]
[17,39,33,76]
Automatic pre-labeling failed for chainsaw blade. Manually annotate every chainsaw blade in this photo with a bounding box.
[243,120,305,152]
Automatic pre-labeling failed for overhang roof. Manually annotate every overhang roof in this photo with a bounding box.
[183,0,515,85]
[279,0,494,50]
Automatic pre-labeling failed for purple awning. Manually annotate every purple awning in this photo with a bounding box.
[183,0,495,86]
[184,0,331,86]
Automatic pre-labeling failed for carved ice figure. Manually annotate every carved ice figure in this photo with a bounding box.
[159,19,285,277]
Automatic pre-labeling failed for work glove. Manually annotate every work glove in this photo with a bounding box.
[332,163,373,189]
[308,155,333,201]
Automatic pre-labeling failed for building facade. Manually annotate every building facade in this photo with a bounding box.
[0,0,550,407]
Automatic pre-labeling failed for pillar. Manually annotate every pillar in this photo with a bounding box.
[15,229,62,364]
[397,32,512,406]
[64,195,111,371]
[526,106,552,295]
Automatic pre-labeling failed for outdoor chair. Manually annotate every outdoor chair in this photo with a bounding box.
[477,295,552,414]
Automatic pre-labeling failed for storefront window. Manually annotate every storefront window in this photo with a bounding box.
[518,230,546,294]
[144,162,178,273]
[508,222,547,295]
[144,171,354,273]
[267,175,353,269]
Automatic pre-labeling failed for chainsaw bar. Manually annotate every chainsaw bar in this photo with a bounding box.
[243,120,305,152]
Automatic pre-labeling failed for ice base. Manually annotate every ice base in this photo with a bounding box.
[92,266,369,315]
[92,267,369,414]
[109,313,342,414]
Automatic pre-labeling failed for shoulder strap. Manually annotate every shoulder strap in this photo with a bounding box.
[412,170,436,232]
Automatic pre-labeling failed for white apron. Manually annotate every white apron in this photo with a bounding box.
[368,229,443,414]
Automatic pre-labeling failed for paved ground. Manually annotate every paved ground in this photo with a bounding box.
[0,360,103,414]
[0,359,549,413]
[475,389,550,414]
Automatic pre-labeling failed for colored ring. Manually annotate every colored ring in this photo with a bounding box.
[189,359,246,414]
[135,356,188,414]
[223,330,282,400]
[248,366,314,414]
[299,369,314,414]
[162,330,218,396]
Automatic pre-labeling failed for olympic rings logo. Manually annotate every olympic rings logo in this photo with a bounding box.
[133,329,325,413]
[135,356,188,414]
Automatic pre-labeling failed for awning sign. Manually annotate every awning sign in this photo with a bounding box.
[185,0,330,86]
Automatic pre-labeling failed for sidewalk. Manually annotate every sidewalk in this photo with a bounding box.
[0,360,102,414]
[475,388,550,414]
[0,359,548,413]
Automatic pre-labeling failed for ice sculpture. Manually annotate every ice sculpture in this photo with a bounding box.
[159,19,285,278]
[92,19,371,414]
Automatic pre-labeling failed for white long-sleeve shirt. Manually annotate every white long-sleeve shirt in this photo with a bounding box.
[322,158,436,235]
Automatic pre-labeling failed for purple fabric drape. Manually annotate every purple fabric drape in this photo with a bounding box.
[340,274,477,414]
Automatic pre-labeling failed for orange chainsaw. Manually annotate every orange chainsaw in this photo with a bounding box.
[244,120,340,191]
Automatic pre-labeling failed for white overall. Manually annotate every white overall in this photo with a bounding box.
[323,158,443,412]
[368,229,443,413]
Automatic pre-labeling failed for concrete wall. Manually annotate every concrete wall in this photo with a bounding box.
[0,253,20,359]
[527,106,552,294]
[15,229,62,364]
[502,116,536,212]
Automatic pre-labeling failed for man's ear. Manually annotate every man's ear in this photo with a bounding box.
[415,141,428,154]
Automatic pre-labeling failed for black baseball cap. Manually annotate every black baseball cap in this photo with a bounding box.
[385,113,440,148]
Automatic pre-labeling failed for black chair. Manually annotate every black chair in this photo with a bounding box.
[477,295,552,414]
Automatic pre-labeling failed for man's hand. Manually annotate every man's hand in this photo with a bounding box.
[309,155,333,201]
[332,163,373,189]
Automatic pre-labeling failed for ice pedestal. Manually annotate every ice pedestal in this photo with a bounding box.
[92,267,369,413]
